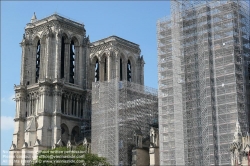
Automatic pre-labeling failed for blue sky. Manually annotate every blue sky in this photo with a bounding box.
[1,1,170,165]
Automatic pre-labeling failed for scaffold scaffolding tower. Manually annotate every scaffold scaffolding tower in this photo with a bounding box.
[157,0,250,165]
[91,79,158,165]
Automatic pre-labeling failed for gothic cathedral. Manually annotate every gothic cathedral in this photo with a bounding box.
[9,13,144,165]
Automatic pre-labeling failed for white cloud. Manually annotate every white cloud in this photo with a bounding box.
[1,116,14,130]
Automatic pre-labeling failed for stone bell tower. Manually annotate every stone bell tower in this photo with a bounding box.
[9,13,91,165]
[9,12,146,166]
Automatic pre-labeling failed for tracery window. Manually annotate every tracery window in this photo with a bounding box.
[35,40,41,83]
[127,60,132,82]
[95,59,99,82]
[69,40,75,83]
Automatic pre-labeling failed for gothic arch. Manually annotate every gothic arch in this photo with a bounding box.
[60,123,69,146]
[127,54,136,82]
[40,29,52,39]
[117,49,128,60]
[99,52,109,81]
[90,55,100,82]
[61,31,70,40]
[99,50,110,60]
[119,52,127,61]
[71,126,80,142]
[90,54,99,64]
[60,32,69,43]
[119,52,126,81]
[32,35,40,45]
[69,36,80,46]
[127,54,136,66]
[40,34,46,44]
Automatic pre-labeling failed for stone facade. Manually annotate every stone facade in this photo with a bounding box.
[9,13,145,166]
[149,126,159,166]
[230,121,250,166]
[131,126,159,166]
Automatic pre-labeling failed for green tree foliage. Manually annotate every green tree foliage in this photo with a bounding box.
[31,145,110,166]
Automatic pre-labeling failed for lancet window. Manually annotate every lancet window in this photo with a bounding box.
[127,60,132,82]
[35,40,41,83]
[95,59,99,82]
[69,40,75,83]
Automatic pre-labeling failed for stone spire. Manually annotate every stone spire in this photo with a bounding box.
[233,119,242,142]
[31,12,37,23]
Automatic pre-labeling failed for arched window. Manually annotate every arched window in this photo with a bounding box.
[95,59,99,82]
[61,37,65,78]
[81,109,83,118]
[69,40,75,83]
[35,40,41,83]
[120,59,123,81]
[71,126,80,141]
[61,124,69,146]
[127,60,132,82]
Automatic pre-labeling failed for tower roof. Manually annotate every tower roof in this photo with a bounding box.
[26,13,85,32]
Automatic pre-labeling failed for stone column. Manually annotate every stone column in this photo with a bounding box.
[79,46,84,87]
[115,52,120,79]
[53,87,58,113]
[123,59,127,81]
[45,35,51,79]
[15,99,19,118]
[76,98,79,117]
[27,98,30,117]
[74,46,80,85]
[40,90,45,113]
[99,60,105,82]
[64,42,70,82]
[31,97,33,115]
[79,98,82,118]
[69,95,72,115]
[34,98,37,115]
[72,97,75,116]
[52,86,62,146]
[108,54,112,81]
[66,95,69,115]
[64,96,66,114]
[32,44,37,84]
[10,90,26,164]
[85,46,91,89]
[91,61,96,84]
[133,60,137,83]
[20,41,27,85]
[55,33,61,79]
[40,39,46,80]
[36,96,39,115]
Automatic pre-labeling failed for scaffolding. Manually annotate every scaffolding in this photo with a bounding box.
[157,0,250,165]
[91,79,158,165]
